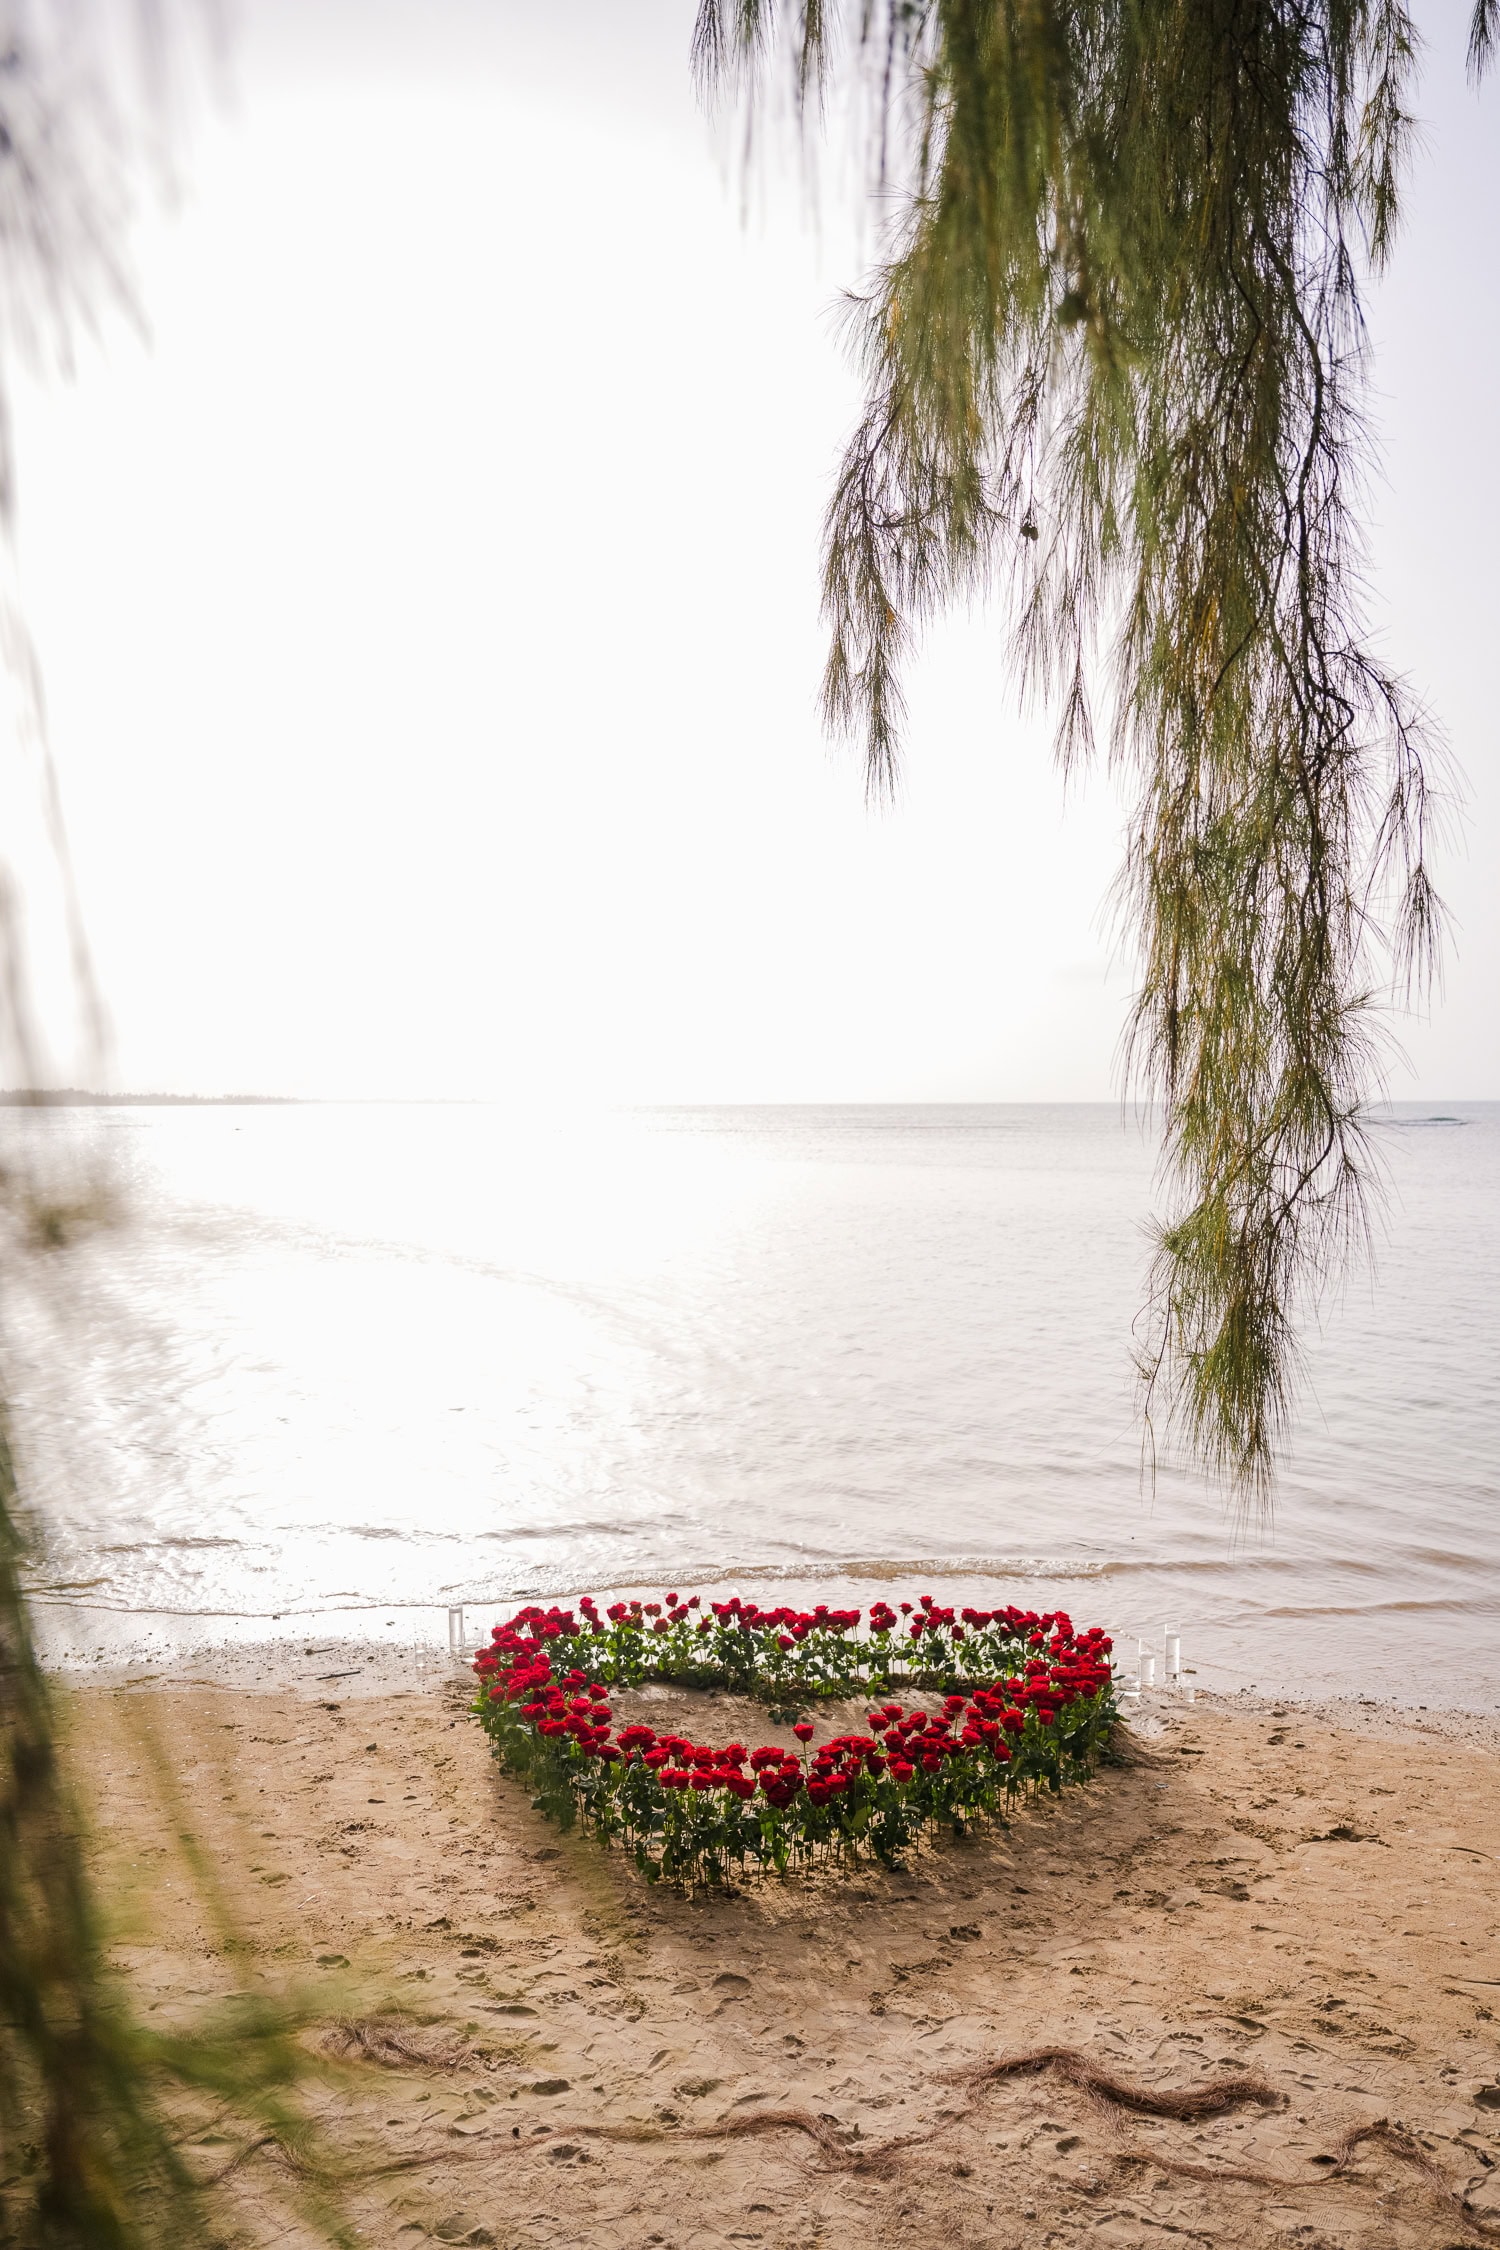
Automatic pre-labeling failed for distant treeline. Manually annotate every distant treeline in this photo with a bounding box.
[0,1090,297,1106]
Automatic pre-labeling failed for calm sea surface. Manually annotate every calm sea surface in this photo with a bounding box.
[6,1102,1497,1705]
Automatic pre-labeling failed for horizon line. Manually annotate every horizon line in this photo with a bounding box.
[0,1090,1491,1113]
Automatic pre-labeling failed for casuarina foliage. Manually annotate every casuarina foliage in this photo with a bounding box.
[693,0,1486,1492]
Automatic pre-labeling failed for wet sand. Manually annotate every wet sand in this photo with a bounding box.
[56,1659,1500,2249]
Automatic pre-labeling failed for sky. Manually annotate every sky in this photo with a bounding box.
[3,0,1496,1102]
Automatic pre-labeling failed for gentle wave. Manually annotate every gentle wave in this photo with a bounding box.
[607,1551,1500,1589]
[97,1536,247,1553]
[58,1539,1500,1587]
[1093,1551,1500,1582]
[675,1556,1114,1585]
[1381,1115,1469,1129]
[1259,1597,1500,1619]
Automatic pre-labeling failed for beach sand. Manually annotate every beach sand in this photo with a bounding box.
[54,1660,1500,2249]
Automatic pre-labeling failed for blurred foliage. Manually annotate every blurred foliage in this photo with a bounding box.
[0,12,352,2242]
[0,1414,359,2247]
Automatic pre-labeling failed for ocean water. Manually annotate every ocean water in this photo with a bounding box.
[6,1101,1498,1706]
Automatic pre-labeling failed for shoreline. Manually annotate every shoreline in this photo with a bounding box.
[48,1656,1500,2248]
[38,1627,1500,1750]
[28,1566,1500,1717]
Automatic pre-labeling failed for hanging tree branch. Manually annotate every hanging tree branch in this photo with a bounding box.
[695,0,1452,1493]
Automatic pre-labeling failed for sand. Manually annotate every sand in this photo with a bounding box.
[50,1660,1500,2249]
